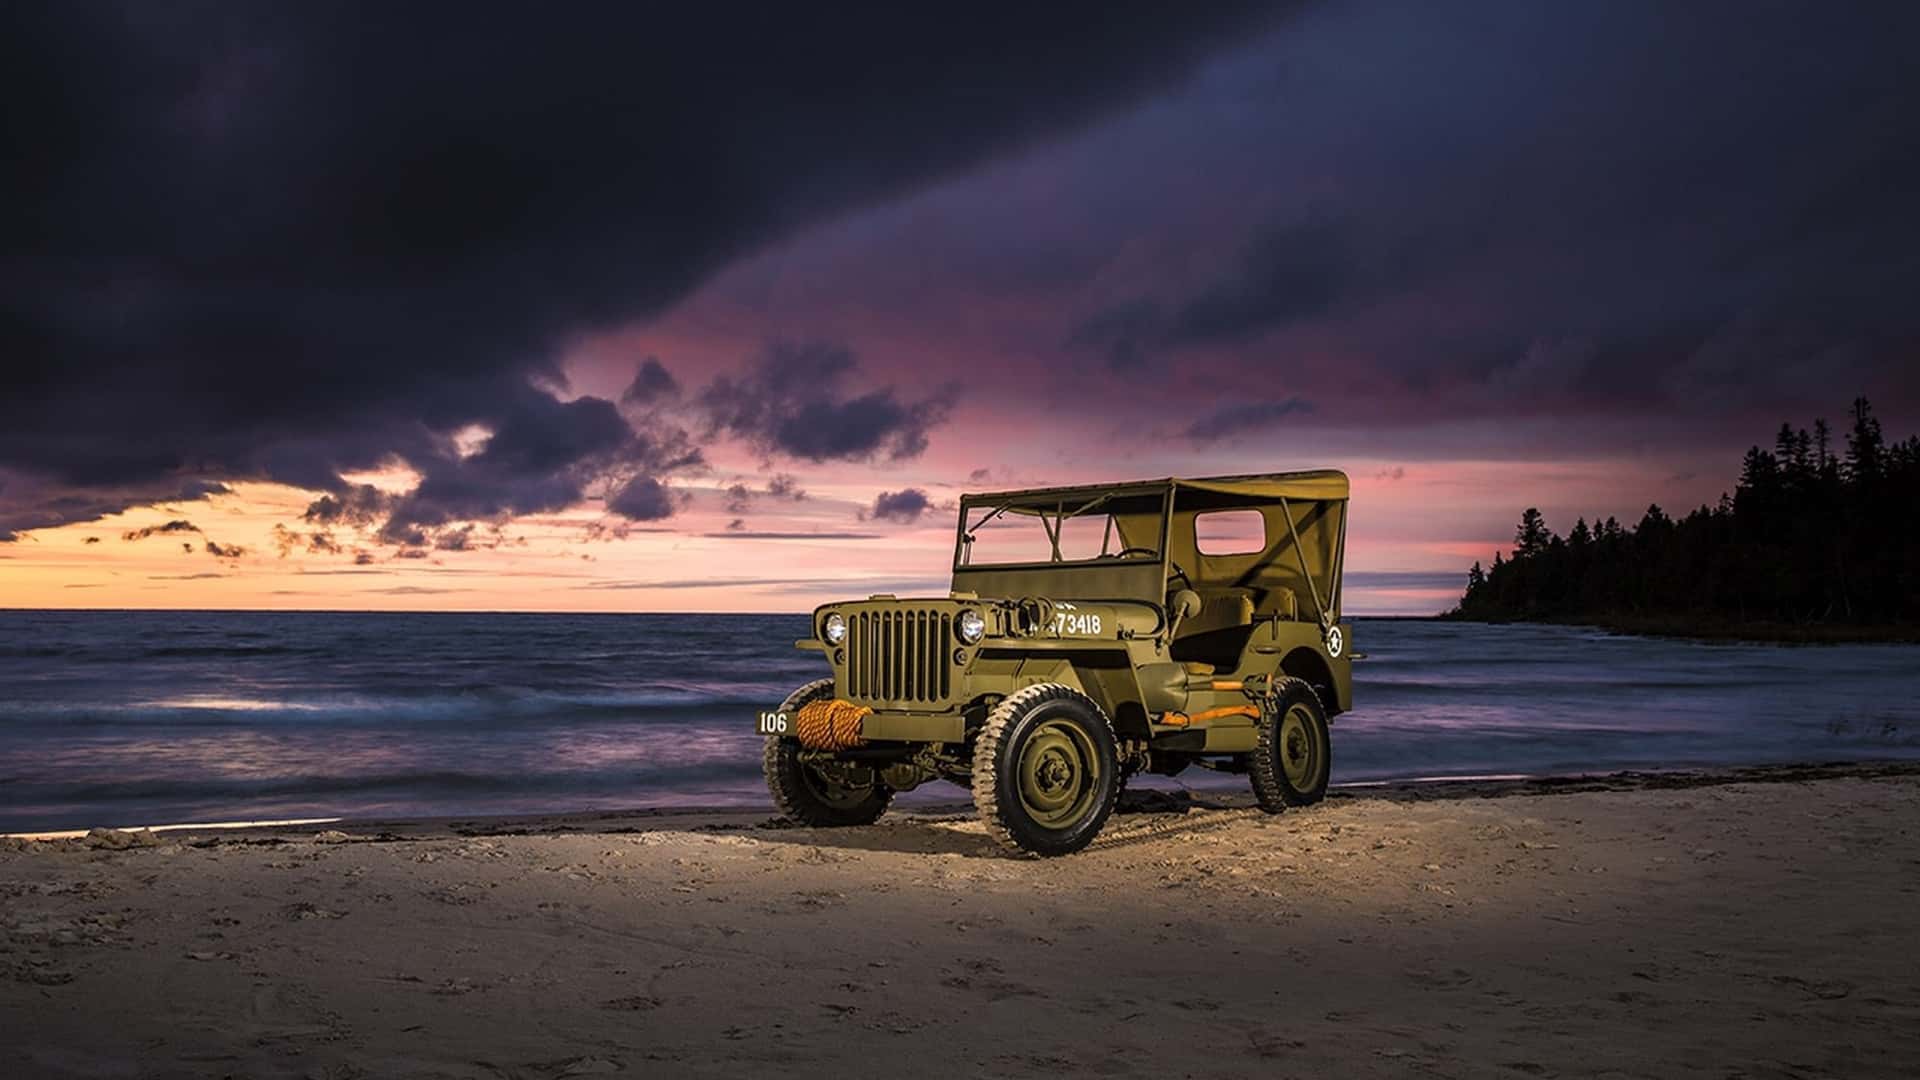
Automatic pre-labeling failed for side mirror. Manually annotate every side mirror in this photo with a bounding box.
[1169,589,1201,637]
[1173,590,1203,620]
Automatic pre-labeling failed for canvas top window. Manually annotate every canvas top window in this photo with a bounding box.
[1193,509,1268,555]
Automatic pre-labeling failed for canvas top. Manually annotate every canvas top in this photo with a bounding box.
[962,470,1349,509]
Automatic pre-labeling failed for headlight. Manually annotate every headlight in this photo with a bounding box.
[956,608,986,644]
[822,612,847,645]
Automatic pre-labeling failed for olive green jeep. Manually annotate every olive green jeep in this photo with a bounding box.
[757,471,1352,856]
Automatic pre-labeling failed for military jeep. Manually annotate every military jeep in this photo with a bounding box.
[757,471,1351,856]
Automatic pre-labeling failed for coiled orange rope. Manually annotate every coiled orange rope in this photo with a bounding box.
[794,698,870,750]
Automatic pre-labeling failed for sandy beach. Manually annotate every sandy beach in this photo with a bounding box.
[4,764,1918,1079]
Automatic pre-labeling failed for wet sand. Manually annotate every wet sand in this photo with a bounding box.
[4,763,1918,1078]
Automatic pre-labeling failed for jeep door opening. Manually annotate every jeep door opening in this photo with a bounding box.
[758,471,1351,856]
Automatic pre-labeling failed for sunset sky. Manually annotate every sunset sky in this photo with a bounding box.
[4,2,1916,614]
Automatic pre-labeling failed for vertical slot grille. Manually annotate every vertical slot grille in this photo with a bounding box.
[846,608,952,703]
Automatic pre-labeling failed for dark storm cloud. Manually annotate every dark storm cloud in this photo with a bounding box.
[1067,299,1163,372]
[605,477,678,522]
[377,391,670,541]
[120,517,250,559]
[0,478,232,542]
[433,525,477,552]
[271,524,343,557]
[0,1,1283,540]
[622,359,680,406]
[121,520,202,542]
[868,488,934,524]
[303,486,393,528]
[1166,219,1349,345]
[1069,219,1359,370]
[1183,398,1316,444]
[1060,1,1920,436]
[696,343,955,464]
[711,473,807,525]
[766,474,807,501]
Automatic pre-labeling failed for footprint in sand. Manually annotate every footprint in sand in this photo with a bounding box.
[283,901,348,921]
[940,957,1037,1001]
[599,994,662,1011]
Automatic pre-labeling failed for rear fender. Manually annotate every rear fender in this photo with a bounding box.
[1278,646,1346,716]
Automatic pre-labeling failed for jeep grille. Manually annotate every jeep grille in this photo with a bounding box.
[846,608,953,705]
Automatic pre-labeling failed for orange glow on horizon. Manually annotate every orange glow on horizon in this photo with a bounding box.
[0,448,1726,615]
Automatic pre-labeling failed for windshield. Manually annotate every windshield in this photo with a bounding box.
[957,492,1166,568]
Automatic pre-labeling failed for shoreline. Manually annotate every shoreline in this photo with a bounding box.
[9,759,1917,847]
[1440,611,1920,644]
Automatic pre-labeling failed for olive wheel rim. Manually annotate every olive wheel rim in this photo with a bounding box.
[1016,717,1103,830]
[1277,702,1321,788]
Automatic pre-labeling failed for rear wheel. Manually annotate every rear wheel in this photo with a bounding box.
[763,678,892,827]
[972,684,1119,856]
[1250,678,1331,812]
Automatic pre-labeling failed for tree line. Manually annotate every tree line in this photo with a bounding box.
[1450,398,1920,631]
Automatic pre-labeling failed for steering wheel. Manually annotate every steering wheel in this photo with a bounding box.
[1165,559,1193,591]
[1112,545,1192,589]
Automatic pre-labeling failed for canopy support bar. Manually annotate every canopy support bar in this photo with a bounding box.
[1329,506,1347,619]
[1279,497,1327,627]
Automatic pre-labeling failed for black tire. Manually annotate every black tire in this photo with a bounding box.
[971,683,1120,857]
[763,678,892,827]
[1250,678,1331,812]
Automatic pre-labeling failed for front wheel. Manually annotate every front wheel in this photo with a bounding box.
[1250,679,1331,812]
[971,684,1119,857]
[764,679,892,827]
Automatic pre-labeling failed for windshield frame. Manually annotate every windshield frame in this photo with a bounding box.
[952,486,1173,573]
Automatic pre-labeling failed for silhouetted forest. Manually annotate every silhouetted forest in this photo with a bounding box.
[1450,398,1920,636]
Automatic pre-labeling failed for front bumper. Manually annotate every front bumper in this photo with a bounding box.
[755,699,964,747]
[857,710,965,744]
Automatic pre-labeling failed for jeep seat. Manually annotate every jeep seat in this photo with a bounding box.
[1180,591,1254,637]
[1170,590,1255,668]
[1254,586,1298,621]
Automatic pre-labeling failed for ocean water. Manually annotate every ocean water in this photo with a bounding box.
[1,611,1917,833]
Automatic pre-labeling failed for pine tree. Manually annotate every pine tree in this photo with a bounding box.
[1515,508,1551,558]
[1453,396,1916,630]
[1814,418,1841,484]
[1847,396,1884,482]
